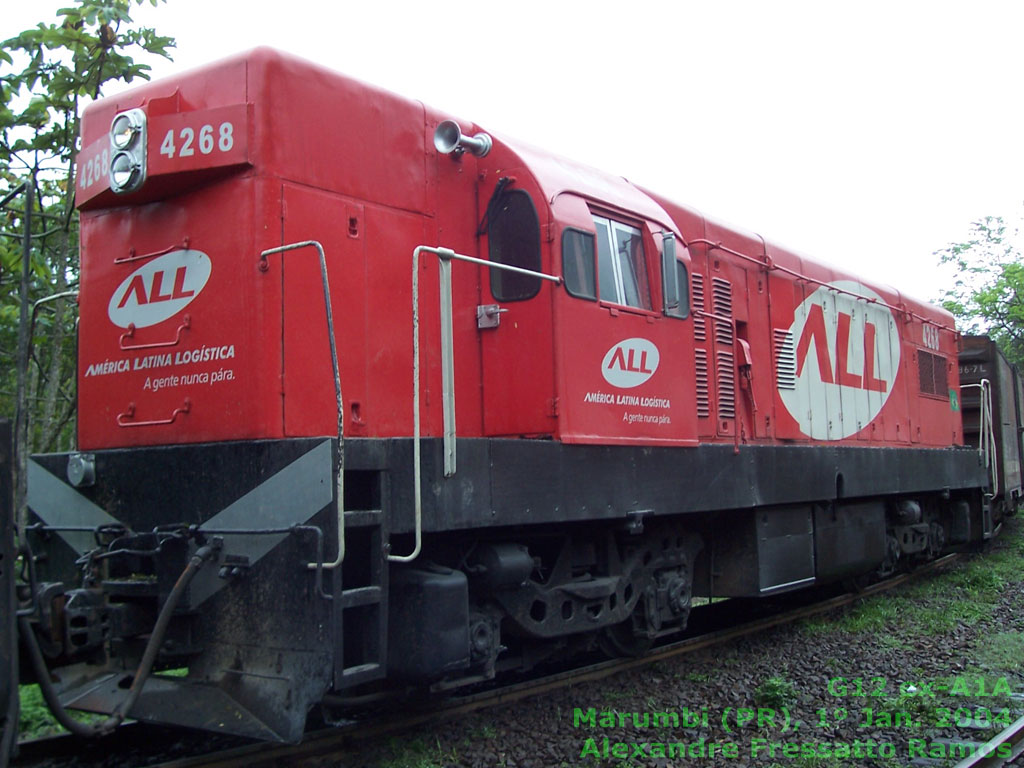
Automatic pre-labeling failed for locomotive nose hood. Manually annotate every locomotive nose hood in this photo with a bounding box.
[75,48,434,450]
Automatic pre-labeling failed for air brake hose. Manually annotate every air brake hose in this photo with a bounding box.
[18,544,216,737]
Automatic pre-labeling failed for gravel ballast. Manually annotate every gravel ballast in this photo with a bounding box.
[360,518,1024,768]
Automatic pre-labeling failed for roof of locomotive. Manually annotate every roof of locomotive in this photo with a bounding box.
[82,46,954,331]
[507,138,953,329]
[464,80,952,330]
[80,46,410,143]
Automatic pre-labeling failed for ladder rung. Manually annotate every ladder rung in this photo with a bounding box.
[343,509,382,528]
[341,662,384,685]
[339,585,382,608]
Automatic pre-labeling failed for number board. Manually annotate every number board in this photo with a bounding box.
[76,138,112,201]
[149,103,250,175]
[76,103,251,206]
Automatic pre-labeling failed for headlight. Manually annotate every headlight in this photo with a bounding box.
[110,111,142,149]
[109,108,146,194]
[110,151,141,190]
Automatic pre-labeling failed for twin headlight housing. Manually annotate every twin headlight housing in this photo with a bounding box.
[108,109,147,194]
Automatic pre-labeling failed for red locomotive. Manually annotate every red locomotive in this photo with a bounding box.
[10,48,991,742]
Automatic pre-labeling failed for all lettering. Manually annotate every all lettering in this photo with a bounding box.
[794,304,887,392]
[117,267,196,308]
[608,348,653,375]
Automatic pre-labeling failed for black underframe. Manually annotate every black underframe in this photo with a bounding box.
[31,437,987,536]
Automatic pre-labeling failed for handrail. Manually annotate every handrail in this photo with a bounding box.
[962,379,997,497]
[403,245,560,563]
[119,315,190,350]
[259,241,345,571]
[28,290,79,357]
[114,238,190,264]
[686,237,958,334]
[116,398,191,427]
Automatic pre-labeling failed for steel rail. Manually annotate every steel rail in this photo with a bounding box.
[952,711,1024,768]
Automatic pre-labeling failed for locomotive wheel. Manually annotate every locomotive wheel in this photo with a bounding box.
[597,619,653,658]
[877,533,900,577]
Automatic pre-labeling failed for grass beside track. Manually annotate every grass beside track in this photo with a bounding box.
[18,684,58,740]
[803,518,1024,641]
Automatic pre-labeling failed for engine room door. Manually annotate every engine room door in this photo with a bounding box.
[280,183,367,437]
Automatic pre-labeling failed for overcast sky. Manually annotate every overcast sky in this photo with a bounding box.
[5,1,1023,305]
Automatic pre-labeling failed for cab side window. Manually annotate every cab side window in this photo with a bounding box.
[593,215,651,310]
[662,234,690,319]
[561,229,597,300]
[489,189,541,301]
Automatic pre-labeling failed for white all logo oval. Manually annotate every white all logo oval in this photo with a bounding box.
[777,281,901,440]
[107,250,211,329]
[601,338,660,388]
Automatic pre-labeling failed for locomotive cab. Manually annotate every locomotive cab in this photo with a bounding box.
[540,189,699,446]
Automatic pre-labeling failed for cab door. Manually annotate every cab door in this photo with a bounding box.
[552,195,697,446]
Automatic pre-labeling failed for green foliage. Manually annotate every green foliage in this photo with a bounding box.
[18,683,101,738]
[17,684,55,739]
[937,213,1024,368]
[974,632,1024,673]
[0,0,174,454]
[754,675,797,709]
[378,735,460,768]
[2,1,174,159]
[822,516,1023,638]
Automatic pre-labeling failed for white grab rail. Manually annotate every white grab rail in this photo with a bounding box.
[962,379,998,498]
[400,245,561,562]
[259,241,346,570]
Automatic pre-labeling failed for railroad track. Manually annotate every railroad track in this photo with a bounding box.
[951,712,1024,768]
[11,554,963,767]
[124,554,964,768]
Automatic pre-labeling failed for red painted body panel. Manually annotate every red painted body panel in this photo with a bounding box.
[78,176,275,449]
[76,48,964,453]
